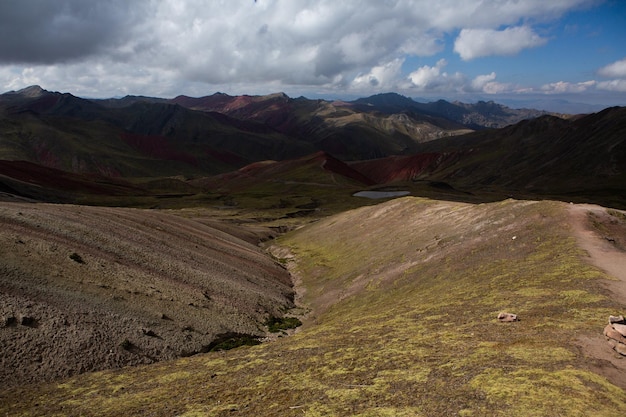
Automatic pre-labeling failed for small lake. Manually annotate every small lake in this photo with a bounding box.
[353,191,410,199]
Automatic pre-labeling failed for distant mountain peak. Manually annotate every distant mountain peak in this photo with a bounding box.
[15,85,47,98]
[263,92,290,100]
[369,92,410,99]
[352,92,417,110]
[360,92,414,103]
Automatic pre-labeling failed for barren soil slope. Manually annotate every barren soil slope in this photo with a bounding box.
[0,202,294,387]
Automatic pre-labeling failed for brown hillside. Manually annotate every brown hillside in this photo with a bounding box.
[0,202,294,387]
[350,152,465,184]
[0,160,141,196]
[193,151,375,193]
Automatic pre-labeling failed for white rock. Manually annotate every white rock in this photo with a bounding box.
[497,312,518,322]
[612,323,626,337]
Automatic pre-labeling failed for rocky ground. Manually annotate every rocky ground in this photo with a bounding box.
[0,201,295,387]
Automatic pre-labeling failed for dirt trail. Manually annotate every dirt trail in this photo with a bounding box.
[568,204,626,301]
[568,203,626,389]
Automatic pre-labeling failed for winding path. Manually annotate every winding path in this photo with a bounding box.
[569,204,626,301]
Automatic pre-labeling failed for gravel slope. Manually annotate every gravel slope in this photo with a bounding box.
[0,202,294,387]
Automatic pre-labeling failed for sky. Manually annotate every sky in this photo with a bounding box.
[1,0,625,111]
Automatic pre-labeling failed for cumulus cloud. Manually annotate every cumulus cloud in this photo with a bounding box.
[471,72,497,89]
[408,59,447,88]
[597,79,626,93]
[454,26,547,60]
[426,0,592,30]
[404,60,510,94]
[597,58,626,79]
[540,80,597,94]
[407,59,465,92]
[468,72,511,94]
[0,0,608,99]
[351,59,404,91]
[534,58,626,96]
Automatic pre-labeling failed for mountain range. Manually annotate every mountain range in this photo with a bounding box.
[0,86,548,172]
[0,85,624,208]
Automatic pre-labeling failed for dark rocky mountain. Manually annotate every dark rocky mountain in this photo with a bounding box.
[349,107,626,207]
[169,91,474,159]
[181,104,626,210]
[0,86,479,178]
[1,86,625,208]
[0,87,315,177]
[353,92,552,128]
[95,95,169,108]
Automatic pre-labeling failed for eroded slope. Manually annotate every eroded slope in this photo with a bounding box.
[0,202,294,387]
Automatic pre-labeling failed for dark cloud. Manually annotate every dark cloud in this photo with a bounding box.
[314,48,348,78]
[0,0,147,64]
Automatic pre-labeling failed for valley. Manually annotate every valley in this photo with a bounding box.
[0,86,625,415]
[1,197,625,416]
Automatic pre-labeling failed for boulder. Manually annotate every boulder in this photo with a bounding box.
[497,312,518,322]
[605,315,626,356]
[612,323,626,337]
[604,324,626,344]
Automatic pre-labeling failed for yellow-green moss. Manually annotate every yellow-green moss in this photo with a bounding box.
[471,368,626,416]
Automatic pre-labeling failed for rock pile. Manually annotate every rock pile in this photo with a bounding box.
[604,315,626,356]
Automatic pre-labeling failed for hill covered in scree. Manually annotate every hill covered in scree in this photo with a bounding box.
[0,202,295,387]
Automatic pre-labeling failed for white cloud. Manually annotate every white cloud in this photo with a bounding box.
[468,72,511,94]
[426,0,593,30]
[0,0,608,99]
[403,63,515,95]
[540,80,596,94]
[399,33,444,57]
[454,26,547,60]
[351,59,404,91]
[597,79,626,93]
[408,59,447,88]
[407,59,465,92]
[597,58,626,79]
[471,72,497,89]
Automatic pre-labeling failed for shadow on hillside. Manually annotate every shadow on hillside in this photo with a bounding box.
[2,170,625,216]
